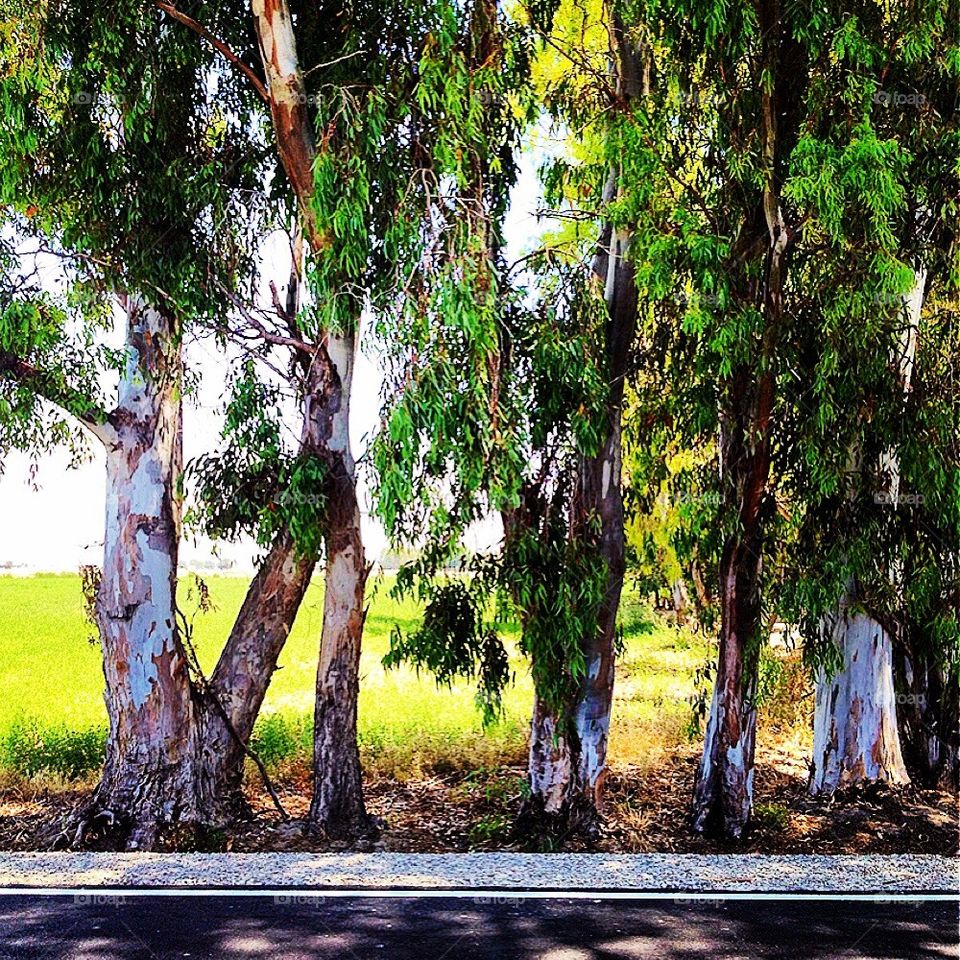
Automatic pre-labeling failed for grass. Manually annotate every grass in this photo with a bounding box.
[0,573,717,783]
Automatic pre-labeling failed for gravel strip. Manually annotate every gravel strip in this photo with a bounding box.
[0,853,955,893]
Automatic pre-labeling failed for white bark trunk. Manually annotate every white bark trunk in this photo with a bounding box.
[809,270,923,796]
[92,295,199,849]
[810,603,909,795]
[528,696,572,814]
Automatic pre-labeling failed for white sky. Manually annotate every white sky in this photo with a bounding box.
[0,148,546,573]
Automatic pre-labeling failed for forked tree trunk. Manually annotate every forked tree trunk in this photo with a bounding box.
[252,0,373,839]
[88,295,200,850]
[197,530,316,818]
[197,231,318,816]
[809,598,909,795]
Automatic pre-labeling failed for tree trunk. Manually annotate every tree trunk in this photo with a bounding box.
[521,136,638,839]
[525,694,573,818]
[691,536,762,839]
[809,270,925,795]
[809,598,909,795]
[690,1,798,839]
[87,295,200,850]
[898,641,960,789]
[305,333,374,839]
[251,0,373,839]
[197,530,316,818]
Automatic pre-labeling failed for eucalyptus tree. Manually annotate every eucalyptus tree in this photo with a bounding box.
[0,0,312,845]
[513,0,645,837]
[370,0,649,840]
[860,3,958,790]
[613,0,958,837]
[777,0,959,796]
[239,0,526,837]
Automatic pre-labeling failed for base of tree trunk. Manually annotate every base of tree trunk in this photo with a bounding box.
[306,805,381,842]
[897,650,960,790]
[691,648,759,841]
[55,773,208,852]
[512,792,603,847]
[809,609,909,797]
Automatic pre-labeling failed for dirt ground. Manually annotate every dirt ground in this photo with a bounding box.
[1,742,956,854]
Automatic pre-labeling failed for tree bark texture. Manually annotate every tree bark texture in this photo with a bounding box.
[809,599,909,795]
[88,295,199,850]
[252,0,372,838]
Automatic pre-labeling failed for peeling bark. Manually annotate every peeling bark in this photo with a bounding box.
[810,271,925,795]
[691,536,762,839]
[810,600,909,795]
[305,336,375,838]
[251,0,373,838]
[87,295,199,850]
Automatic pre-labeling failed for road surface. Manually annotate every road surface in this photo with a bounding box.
[0,894,955,958]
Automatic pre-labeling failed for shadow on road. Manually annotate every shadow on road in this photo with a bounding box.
[0,895,956,959]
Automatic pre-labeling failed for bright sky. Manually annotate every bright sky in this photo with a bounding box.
[0,149,545,573]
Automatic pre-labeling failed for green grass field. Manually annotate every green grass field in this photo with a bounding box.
[0,573,714,783]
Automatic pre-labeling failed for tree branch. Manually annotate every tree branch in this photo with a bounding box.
[154,1,269,103]
[0,349,116,445]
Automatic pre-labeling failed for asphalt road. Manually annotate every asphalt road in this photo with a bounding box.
[0,894,955,959]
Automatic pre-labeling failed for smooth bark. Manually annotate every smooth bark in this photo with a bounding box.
[691,532,763,838]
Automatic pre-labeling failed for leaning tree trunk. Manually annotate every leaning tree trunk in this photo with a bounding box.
[809,598,909,795]
[197,530,316,818]
[88,295,200,850]
[305,334,374,839]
